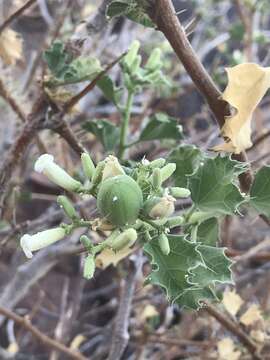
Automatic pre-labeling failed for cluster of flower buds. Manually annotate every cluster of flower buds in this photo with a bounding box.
[19,152,191,273]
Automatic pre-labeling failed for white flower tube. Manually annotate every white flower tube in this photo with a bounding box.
[20,227,66,258]
[34,154,82,192]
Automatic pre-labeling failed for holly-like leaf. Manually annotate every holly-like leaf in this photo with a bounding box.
[168,145,203,187]
[189,245,233,287]
[188,156,246,214]
[250,166,270,217]
[83,119,120,152]
[144,235,232,309]
[139,113,183,142]
[107,0,154,28]
[197,218,219,246]
[144,235,202,304]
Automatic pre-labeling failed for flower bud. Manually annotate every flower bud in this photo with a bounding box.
[149,158,166,169]
[145,48,162,71]
[152,168,162,189]
[110,228,137,251]
[81,152,95,180]
[34,154,82,192]
[188,211,215,224]
[57,195,78,220]
[166,216,184,228]
[158,233,170,255]
[160,163,176,183]
[80,235,93,252]
[92,161,105,187]
[83,254,95,279]
[20,227,66,258]
[169,187,191,198]
[145,196,175,219]
[102,155,125,181]
[125,40,140,68]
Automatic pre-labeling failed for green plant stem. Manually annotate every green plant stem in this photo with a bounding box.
[118,91,134,159]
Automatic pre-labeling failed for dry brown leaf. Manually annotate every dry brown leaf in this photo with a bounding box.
[217,338,241,360]
[213,63,270,154]
[222,289,244,317]
[0,29,23,65]
[95,246,133,269]
[240,304,263,326]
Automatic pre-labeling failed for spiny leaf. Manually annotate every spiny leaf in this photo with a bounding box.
[144,235,202,303]
[197,218,219,246]
[250,166,270,217]
[139,113,183,142]
[189,245,233,287]
[188,156,247,214]
[168,145,203,187]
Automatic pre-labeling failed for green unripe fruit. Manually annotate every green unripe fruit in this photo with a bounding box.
[97,175,143,227]
[152,168,162,189]
[158,233,170,255]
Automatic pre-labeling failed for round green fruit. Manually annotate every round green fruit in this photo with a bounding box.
[97,175,143,227]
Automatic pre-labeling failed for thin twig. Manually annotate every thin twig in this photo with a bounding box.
[0,78,26,122]
[108,252,143,360]
[0,306,87,360]
[202,301,262,360]
[0,0,37,34]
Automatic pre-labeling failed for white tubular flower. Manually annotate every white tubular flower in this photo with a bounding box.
[35,154,82,192]
[20,227,66,258]
[102,155,125,181]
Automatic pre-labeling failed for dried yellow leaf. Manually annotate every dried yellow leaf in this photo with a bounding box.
[139,304,159,322]
[213,63,270,154]
[240,304,263,326]
[222,289,244,317]
[0,29,23,65]
[69,334,86,350]
[250,330,265,343]
[217,338,241,360]
[95,246,133,269]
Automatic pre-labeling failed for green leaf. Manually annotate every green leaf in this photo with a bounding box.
[43,41,71,78]
[168,145,203,187]
[139,113,183,142]
[97,75,121,106]
[107,0,154,28]
[250,166,270,217]
[144,235,202,304]
[83,119,120,152]
[188,156,246,215]
[144,235,232,309]
[44,42,102,86]
[197,218,219,246]
[189,246,233,287]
